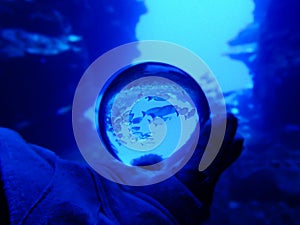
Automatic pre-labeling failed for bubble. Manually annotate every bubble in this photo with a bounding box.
[96,63,200,166]
[72,40,226,186]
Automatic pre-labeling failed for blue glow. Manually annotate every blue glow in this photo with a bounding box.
[137,0,254,92]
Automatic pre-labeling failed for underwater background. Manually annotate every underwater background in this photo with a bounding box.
[0,0,300,224]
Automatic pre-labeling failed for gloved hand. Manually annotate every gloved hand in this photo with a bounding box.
[0,113,243,225]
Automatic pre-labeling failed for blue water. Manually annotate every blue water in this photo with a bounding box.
[137,0,254,92]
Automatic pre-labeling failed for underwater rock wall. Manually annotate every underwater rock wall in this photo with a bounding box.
[0,0,146,154]
[253,0,300,130]
[206,0,300,224]
[228,0,300,132]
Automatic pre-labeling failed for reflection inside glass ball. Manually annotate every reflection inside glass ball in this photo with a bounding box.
[97,63,201,166]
